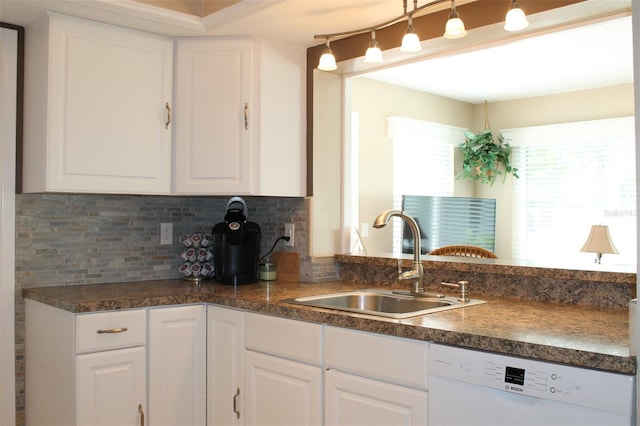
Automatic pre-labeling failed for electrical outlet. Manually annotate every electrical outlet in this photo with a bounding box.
[160,223,173,245]
[361,222,369,238]
[284,223,295,247]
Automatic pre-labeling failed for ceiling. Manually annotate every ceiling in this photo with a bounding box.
[363,15,633,103]
[134,0,243,17]
[0,0,634,104]
[0,0,430,45]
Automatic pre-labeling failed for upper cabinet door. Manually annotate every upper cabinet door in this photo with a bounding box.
[252,39,306,197]
[174,39,254,195]
[23,14,173,194]
[174,38,306,196]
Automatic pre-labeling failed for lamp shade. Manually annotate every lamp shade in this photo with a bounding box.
[504,3,529,32]
[444,15,467,39]
[364,33,383,63]
[318,48,337,71]
[401,31,421,52]
[581,225,618,263]
[364,45,383,63]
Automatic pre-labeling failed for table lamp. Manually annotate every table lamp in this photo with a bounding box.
[580,225,618,264]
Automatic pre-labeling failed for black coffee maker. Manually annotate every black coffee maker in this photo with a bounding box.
[212,197,261,285]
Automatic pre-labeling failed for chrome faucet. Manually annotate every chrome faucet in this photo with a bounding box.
[373,209,425,294]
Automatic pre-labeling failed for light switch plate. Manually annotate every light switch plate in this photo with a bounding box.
[160,223,173,245]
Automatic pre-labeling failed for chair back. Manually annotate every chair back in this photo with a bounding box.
[428,245,498,259]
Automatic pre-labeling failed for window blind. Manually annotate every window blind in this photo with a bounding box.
[506,117,636,265]
[401,195,496,254]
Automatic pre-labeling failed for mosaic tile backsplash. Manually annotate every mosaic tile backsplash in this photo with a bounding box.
[15,194,325,287]
[13,193,336,425]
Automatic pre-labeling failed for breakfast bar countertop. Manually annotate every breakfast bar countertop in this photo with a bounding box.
[22,278,636,375]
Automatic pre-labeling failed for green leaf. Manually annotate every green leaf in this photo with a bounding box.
[456,128,519,186]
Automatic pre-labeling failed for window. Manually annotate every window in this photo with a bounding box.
[506,117,636,265]
[387,117,464,253]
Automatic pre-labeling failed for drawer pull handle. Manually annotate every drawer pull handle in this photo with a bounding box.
[96,327,128,334]
[233,387,240,419]
[138,403,145,426]
[244,102,249,130]
[165,102,172,129]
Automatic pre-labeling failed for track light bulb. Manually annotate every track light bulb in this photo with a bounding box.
[444,0,467,39]
[504,0,529,31]
[401,16,421,52]
[365,31,383,63]
[317,39,337,71]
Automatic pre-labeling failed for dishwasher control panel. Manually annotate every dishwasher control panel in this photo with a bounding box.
[428,343,635,416]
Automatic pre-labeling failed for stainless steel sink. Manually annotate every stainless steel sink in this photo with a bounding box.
[283,289,486,319]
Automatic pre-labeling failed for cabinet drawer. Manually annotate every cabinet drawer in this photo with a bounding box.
[325,326,428,389]
[245,313,323,365]
[76,309,146,354]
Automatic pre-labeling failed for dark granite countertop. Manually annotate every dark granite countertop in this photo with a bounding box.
[336,253,637,284]
[22,279,636,375]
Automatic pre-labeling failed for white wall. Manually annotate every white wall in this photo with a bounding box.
[310,69,344,257]
[351,77,475,254]
[0,26,18,426]
[352,80,634,258]
[630,1,640,421]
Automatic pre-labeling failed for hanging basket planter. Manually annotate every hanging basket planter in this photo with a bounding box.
[457,102,519,186]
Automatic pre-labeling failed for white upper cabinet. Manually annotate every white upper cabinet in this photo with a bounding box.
[23,13,174,194]
[174,38,306,196]
[22,13,306,196]
[173,39,253,195]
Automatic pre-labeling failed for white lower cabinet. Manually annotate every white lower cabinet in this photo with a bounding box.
[324,326,429,426]
[207,306,244,426]
[27,300,429,426]
[325,370,428,426]
[244,351,323,425]
[25,300,147,426]
[148,305,206,425]
[76,346,146,426]
[244,312,323,426]
[25,301,206,426]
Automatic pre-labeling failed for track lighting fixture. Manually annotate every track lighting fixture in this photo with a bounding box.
[317,38,337,71]
[504,0,529,31]
[401,14,422,52]
[365,31,384,63]
[443,0,467,39]
[315,0,529,71]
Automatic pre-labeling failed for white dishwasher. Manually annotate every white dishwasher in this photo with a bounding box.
[428,343,635,426]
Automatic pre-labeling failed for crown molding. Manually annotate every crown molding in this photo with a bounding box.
[201,0,283,30]
[69,0,284,34]
[71,0,205,31]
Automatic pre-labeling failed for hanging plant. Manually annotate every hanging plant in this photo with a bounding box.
[457,102,519,186]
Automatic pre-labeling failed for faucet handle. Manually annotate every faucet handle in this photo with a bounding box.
[441,281,470,302]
